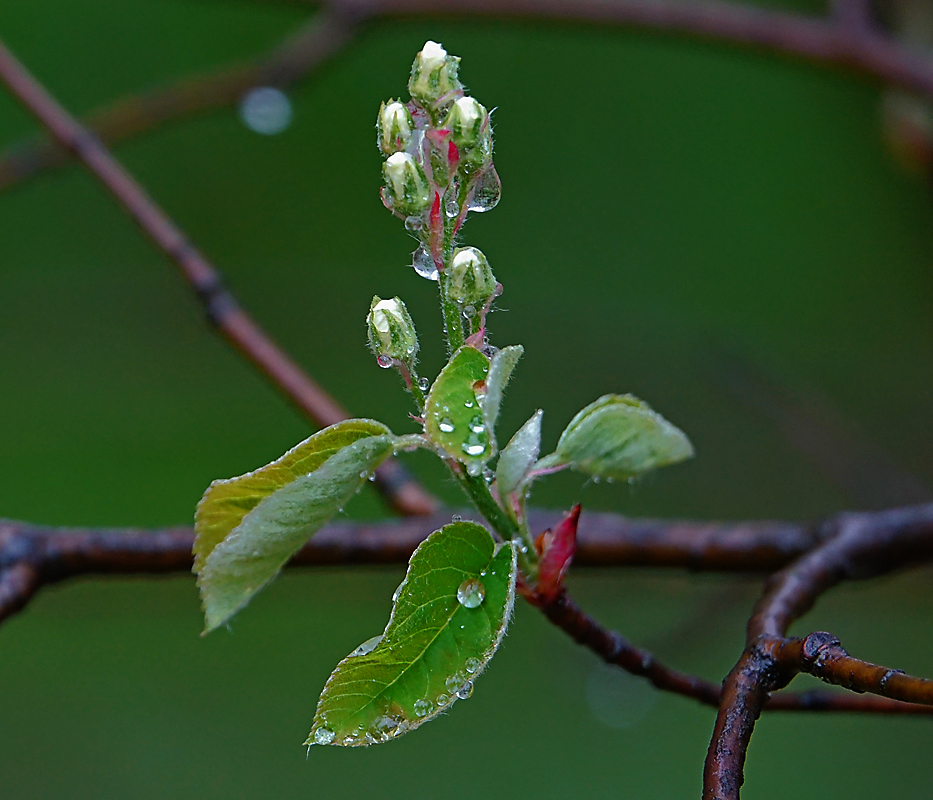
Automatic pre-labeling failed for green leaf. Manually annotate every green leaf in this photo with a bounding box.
[194,419,392,573]
[307,521,516,747]
[424,346,493,474]
[536,394,693,480]
[496,409,543,497]
[195,420,396,632]
[481,344,523,434]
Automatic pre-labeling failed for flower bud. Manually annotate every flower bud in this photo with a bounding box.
[448,247,497,307]
[444,97,488,150]
[367,296,418,364]
[382,152,431,216]
[376,99,414,155]
[408,40,461,108]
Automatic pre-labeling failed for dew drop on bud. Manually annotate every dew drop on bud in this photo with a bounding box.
[377,354,393,368]
[468,166,501,213]
[457,578,485,608]
[404,215,424,233]
[456,681,474,700]
[313,727,335,745]
[418,376,430,392]
[411,244,439,281]
[438,417,455,433]
[445,196,460,218]
[451,514,462,522]
[462,305,475,318]
[466,460,484,476]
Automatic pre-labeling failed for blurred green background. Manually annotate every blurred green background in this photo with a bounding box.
[1,0,932,797]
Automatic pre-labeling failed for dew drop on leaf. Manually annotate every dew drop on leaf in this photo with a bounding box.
[313,727,335,745]
[457,578,485,608]
[438,417,455,433]
[413,699,432,718]
[456,681,474,700]
[350,635,383,657]
[464,657,480,674]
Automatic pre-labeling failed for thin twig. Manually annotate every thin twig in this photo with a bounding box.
[0,33,436,518]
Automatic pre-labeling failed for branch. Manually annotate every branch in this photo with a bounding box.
[3,506,933,720]
[704,504,933,799]
[0,32,436,518]
[361,0,933,98]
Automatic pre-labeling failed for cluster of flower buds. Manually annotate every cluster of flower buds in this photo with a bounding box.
[375,40,500,240]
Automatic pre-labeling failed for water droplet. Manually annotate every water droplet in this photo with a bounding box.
[413,699,432,718]
[468,166,501,213]
[376,354,393,369]
[462,305,475,318]
[446,674,465,693]
[404,215,424,233]
[451,514,462,522]
[461,438,486,457]
[464,657,480,674]
[350,635,383,657]
[469,414,485,434]
[412,244,439,281]
[418,377,430,392]
[438,417,455,433]
[464,400,474,409]
[313,727,335,745]
[466,461,483,476]
[445,196,460,218]
[392,584,403,603]
[456,681,474,700]
[368,473,377,482]
[481,344,499,359]
[435,693,450,705]
[457,578,485,608]
[359,470,369,479]
[239,86,293,135]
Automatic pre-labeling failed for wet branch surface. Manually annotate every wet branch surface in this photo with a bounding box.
[2,4,933,797]
[703,504,933,799]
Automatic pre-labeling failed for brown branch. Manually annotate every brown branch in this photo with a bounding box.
[3,507,933,720]
[0,9,357,192]
[0,33,436,518]
[704,504,933,799]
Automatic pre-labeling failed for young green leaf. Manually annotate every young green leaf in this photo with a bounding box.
[481,344,523,434]
[307,521,517,747]
[424,345,493,474]
[535,394,693,480]
[496,409,543,497]
[194,419,392,574]
[195,421,397,632]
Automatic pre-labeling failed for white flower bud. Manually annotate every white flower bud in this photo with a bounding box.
[367,296,419,364]
[448,247,497,308]
[376,99,414,155]
[408,40,462,108]
[382,152,431,216]
[444,97,487,150]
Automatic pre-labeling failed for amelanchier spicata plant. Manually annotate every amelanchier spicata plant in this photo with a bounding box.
[192,41,694,750]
